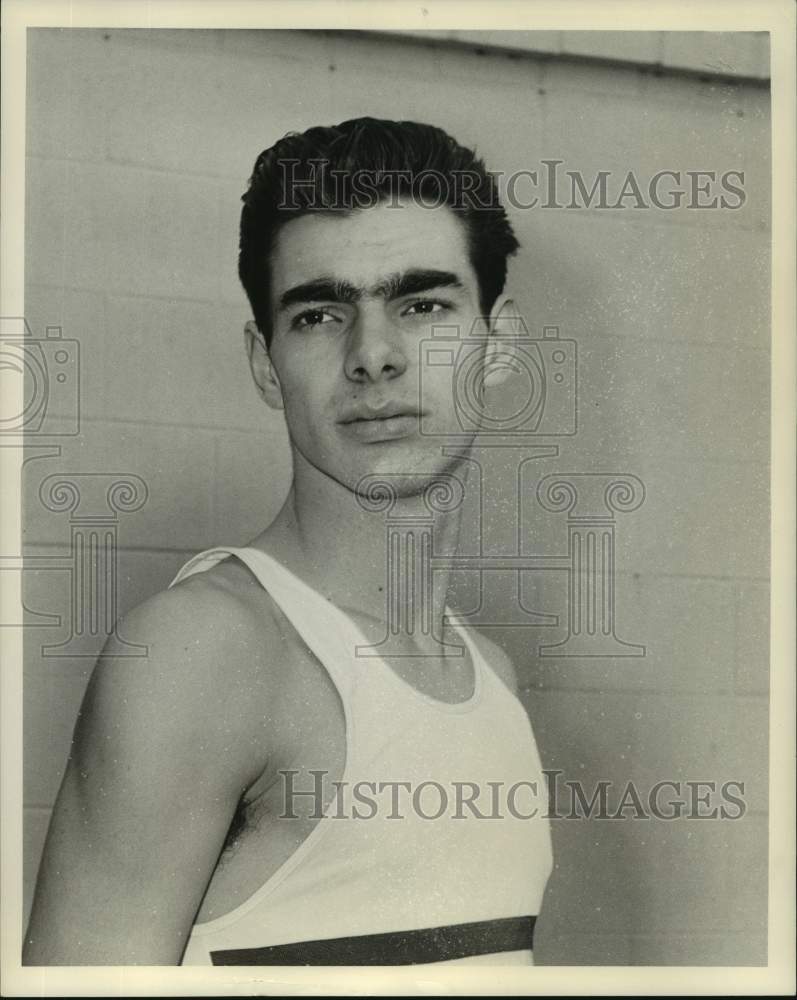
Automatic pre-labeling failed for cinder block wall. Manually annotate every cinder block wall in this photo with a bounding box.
[22,28,770,965]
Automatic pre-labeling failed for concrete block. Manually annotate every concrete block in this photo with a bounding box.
[104,32,304,180]
[26,28,111,162]
[22,417,216,551]
[212,426,292,544]
[103,297,262,430]
[535,810,645,934]
[216,184,250,309]
[534,931,633,965]
[620,818,741,933]
[541,58,645,101]
[731,695,768,815]
[608,336,769,465]
[612,457,768,579]
[46,161,223,300]
[633,86,769,232]
[21,284,108,422]
[560,31,661,66]
[515,573,736,695]
[630,693,738,791]
[392,30,562,56]
[25,157,68,288]
[734,580,770,695]
[509,214,770,356]
[662,32,768,80]
[495,31,562,56]
[519,688,641,788]
[507,444,768,581]
[630,930,765,965]
[539,79,769,231]
[622,689,768,819]
[726,813,768,934]
[91,27,547,181]
[753,32,771,79]
[618,815,767,959]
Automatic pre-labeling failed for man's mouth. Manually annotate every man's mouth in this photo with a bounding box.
[338,403,423,441]
[338,401,422,425]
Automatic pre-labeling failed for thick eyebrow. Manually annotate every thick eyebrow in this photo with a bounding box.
[374,269,464,300]
[277,269,464,312]
[278,278,360,311]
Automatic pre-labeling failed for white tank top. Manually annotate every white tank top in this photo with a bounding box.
[170,546,553,966]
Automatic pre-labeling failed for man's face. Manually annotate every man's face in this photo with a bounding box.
[261,198,490,494]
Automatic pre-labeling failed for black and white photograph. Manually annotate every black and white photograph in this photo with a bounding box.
[1,0,794,995]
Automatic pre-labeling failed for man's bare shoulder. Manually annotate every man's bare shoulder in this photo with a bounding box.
[467,629,520,695]
[115,556,283,674]
[80,557,289,786]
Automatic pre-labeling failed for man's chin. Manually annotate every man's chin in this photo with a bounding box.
[345,444,474,500]
[292,434,476,500]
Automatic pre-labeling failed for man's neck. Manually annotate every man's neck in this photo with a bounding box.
[252,453,471,639]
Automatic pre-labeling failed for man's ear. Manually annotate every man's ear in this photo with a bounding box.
[244,320,284,411]
[481,295,526,389]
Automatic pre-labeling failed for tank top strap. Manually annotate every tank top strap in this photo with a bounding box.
[232,548,491,713]
[168,546,357,702]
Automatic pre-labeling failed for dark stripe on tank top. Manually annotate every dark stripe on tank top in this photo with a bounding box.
[210,914,536,965]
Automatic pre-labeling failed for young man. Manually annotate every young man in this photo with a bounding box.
[23,118,553,966]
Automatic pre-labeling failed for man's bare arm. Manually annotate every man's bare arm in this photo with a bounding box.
[23,579,277,965]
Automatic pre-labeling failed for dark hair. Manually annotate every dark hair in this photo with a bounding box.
[239,117,520,345]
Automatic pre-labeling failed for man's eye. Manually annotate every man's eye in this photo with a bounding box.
[402,300,449,317]
[293,308,339,329]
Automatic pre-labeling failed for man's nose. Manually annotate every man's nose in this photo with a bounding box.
[343,309,408,383]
